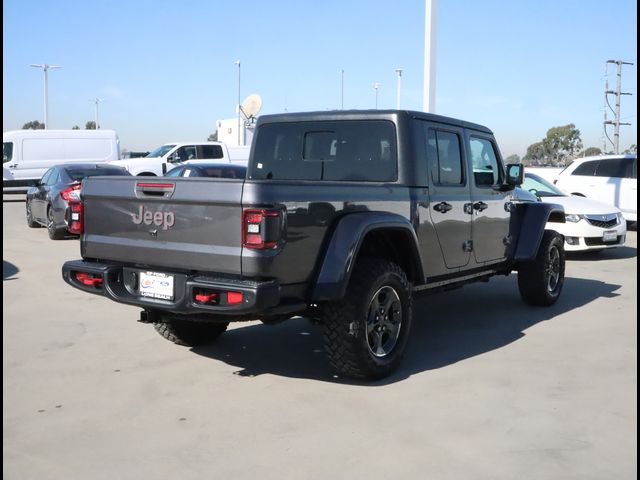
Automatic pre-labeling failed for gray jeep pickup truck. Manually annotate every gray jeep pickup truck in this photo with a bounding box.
[62,110,566,379]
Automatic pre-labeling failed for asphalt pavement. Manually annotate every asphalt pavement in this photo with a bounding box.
[3,199,637,480]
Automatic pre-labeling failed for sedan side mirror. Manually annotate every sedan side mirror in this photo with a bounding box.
[506,164,524,187]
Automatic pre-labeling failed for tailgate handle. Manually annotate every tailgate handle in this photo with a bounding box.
[135,182,175,197]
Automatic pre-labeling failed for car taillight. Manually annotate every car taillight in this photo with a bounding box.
[61,184,81,201]
[68,200,84,234]
[242,208,282,249]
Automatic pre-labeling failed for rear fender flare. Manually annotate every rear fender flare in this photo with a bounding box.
[311,212,424,301]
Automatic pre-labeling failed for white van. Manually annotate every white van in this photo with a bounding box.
[3,129,120,193]
[110,142,249,176]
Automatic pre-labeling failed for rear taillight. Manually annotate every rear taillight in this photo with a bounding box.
[242,208,282,249]
[61,184,81,201]
[68,200,84,235]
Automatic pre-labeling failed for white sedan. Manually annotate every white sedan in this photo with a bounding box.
[521,172,627,252]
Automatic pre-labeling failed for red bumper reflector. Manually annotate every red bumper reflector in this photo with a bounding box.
[75,272,103,286]
[195,292,219,303]
[227,291,243,304]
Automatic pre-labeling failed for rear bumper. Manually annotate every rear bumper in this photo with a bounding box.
[62,260,281,315]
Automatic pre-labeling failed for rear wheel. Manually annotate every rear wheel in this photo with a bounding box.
[26,201,40,228]
[47,206,66,240]
[518,230,565,306]
[153,313,229,346]
[321,258,412,380]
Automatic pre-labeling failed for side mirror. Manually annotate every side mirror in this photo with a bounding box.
[506,164,524,186]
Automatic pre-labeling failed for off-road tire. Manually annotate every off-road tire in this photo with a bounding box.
[47,205,66,240]
[518,230,565,306]
[322,258,413,380]
[153,315,229,346]
[26,202,40,228]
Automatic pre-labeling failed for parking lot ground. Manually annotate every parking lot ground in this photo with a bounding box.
[3,200,637,480]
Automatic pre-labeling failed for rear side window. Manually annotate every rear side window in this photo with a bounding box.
[572,160,598,176]
[595,158,635,178]
[249,120,397,182]
[198,145,224,159]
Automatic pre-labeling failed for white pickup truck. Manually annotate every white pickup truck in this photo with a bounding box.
[110,141,250,176]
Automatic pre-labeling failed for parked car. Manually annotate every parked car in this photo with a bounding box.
[26,163,130,239]
[553,154,637,223]
[520,172,626,252]
[164,163,247,179]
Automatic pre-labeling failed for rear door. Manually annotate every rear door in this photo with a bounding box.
[423,125,472,269]
[467,134,511,264]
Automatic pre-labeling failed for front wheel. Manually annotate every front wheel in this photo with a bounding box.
[321,259,413,380]
[518,230,565,306]
[153,313,229,346]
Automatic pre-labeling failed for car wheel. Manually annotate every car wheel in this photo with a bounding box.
[321,258,413,380]
[517,230,565,306]
[153,313,229,346]
[47,205,66,240]
[26,201,40,228]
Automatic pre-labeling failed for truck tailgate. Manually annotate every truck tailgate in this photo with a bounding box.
[81,177,244,275]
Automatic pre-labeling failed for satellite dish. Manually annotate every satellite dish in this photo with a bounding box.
[240,94,263,120]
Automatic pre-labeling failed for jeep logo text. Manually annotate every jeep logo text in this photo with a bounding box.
[131,205,175,230]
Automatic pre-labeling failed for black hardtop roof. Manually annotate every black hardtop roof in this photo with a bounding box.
[257,109,493,134]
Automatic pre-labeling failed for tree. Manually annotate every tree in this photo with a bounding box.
[207,131,218,141]
[85,121,96,130]
[504,154,521,164]
[22,120,45,130]
[72,125,80,130]
[580,147,602,157]
[523,124,583,167]
[541,124,582,166]
[522,141,546,166]
[624,144,637,154]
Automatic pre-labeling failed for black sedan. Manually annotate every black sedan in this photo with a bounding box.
[26,163,130,239]
[164,162,247,179]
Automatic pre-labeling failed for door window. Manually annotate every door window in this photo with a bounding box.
[572,160,598,176]
[469,137,502,187]
[198,145,224,159]
[427,130,464,185]
[3,142,13,163]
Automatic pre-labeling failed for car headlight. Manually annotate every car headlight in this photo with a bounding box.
[565,213,583,223]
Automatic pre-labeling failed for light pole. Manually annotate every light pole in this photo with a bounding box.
[91,98,103,129]
[235,60,241,146]
[395,68,403,109]
[341,68,345,109]
[30,64,61,129]
[373,82,382,109]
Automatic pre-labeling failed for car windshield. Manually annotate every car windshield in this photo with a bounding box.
[523,173,566,197]
[146,144,176,158]
[65,167,131,181]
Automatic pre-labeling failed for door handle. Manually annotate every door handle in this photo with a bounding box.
[433,202,453,213]
[8,165,17,169]
[473,201,488,212]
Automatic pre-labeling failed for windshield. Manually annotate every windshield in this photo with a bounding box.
[523,173,566,197]
[146,144,176,158]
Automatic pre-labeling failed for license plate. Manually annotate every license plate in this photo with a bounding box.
[602,230,617,242]
[139,271,174,300]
